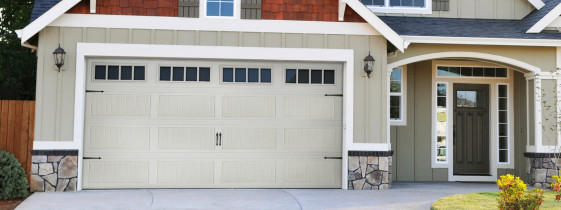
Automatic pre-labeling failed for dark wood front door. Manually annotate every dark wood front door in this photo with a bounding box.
[453,84,490,175]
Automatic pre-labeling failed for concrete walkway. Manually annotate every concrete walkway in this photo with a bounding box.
[16,182,498,210]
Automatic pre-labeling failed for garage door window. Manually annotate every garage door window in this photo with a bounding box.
[94,65,145,81]
[222,67,271,83]
[286,69,334,84]
[160,66,211,82]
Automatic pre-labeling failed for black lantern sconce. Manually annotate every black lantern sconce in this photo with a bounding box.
[363,52,375,78]
[53,44,66,72]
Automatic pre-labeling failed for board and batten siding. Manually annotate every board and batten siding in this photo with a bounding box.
[34,26,388,146]
[377,0,534,20]
[390,63,529,182]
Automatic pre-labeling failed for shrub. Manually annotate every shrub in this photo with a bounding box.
[551,170,561,202]
[0,150,29,199]
[497,174,544,210]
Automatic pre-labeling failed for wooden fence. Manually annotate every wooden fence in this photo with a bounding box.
[0,100,35,181]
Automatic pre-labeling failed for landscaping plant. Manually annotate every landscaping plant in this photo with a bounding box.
[551,170,561,201]
[497,174,544,210]
[0,150,29,200]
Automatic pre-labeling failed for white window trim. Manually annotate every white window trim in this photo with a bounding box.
[200,0,241,19]
[390,66,407,126]
[366,0,432,14]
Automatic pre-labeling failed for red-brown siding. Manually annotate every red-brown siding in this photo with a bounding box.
[68,0,178,16]
[261,0,364,22]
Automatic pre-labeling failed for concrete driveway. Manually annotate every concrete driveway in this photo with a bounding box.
[16,182,498,210]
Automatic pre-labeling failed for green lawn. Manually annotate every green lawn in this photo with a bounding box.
[432,191,560,210]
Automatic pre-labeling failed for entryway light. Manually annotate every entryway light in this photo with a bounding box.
[363,52,375,78]
[53,44,66,72]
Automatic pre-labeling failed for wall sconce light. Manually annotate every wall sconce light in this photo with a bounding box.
[53,44,66,72]
[363,52,375,78]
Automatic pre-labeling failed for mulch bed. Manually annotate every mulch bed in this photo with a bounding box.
[0,195,30,210]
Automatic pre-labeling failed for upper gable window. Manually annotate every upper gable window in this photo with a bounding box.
[202,0,239,18]
[362,0,431,14]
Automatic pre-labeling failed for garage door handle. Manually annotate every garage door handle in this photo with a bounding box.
[324,157,342,159]
[86,90,104,93]
[325,94,343,97]
[83,157,101,160]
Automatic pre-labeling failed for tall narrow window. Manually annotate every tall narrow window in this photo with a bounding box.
[436,82,448,163]
[390,67,406,124]
[498,84,509,163]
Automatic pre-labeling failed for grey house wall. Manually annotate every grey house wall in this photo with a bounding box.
[34,26,388,146]
[376,0,534,20]
[390,63,529,181]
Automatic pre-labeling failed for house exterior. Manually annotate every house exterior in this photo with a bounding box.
[17,0,561,192]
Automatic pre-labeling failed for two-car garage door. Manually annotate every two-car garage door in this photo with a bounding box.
[82,58,343,189]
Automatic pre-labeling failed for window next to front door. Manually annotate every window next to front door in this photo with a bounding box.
[390,67,406,125]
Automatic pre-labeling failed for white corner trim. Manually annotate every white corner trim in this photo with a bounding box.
[403,35,561,47]
[17,0,82,44]
[33,141,80,150]
[49,14,381,36]
[527,2,561,33]
[90,0,96,13]
[342,0,405,52]
[74,43,355,190]
[338,1,347,21]
[387,52,542,73]
[528,0,546,10]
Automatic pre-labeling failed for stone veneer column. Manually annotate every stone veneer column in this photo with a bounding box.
[524,153,561,188]
[348,151,393,190]
[29,150,78,192]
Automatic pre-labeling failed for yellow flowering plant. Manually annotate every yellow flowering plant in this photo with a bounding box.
[497,174,544,210]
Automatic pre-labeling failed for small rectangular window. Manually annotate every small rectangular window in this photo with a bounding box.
[235,68,246,82]
[324,70,335,84]
[107,65,119,80]
[248,68,259,83]
[435,82,448,163]
[311,70,322,84]
[207,0,235,17]
[133,66,145,81]
[199,67,211,82]
[173,67,184,81]
[437,66,508,78]
[286,69,297,83]
[186,67,198,82]
[223,68,234,82]
[121,66,132,80]
[261,69,271,83]
[298,69,309,84]
[390,96,401,119]
[160,67,171,81]
[94,65,106,80]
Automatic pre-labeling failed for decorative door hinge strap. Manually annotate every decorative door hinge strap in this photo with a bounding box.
[325,94,343,97]
[83,157,102,160]
[324,157,342,159]
[86,90,104,93]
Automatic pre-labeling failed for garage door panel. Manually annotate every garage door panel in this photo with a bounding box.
[158,95,215,118]
[158,127,216,149]
[88,126,150,149]
[284,128,340,150]
[284,161,340,183]
[85,161,149,184]
[283,96,337,119]
[91,94,151,117]
[221,161,276,183]
[157,161,215,184]
[221,128,276,150]
[222,96,276,118]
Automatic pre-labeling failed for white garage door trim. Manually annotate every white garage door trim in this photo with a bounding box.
[71,43,360,190]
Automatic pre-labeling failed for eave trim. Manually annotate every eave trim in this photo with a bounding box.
[528,0,546,10]
[527,2,561,33]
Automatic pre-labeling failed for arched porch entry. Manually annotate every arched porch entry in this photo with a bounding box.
[385,51,543,183]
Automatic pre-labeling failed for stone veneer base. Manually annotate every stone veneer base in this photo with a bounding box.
[524,153,561,189]
[30,150,78,192]
[348,151,393,190]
